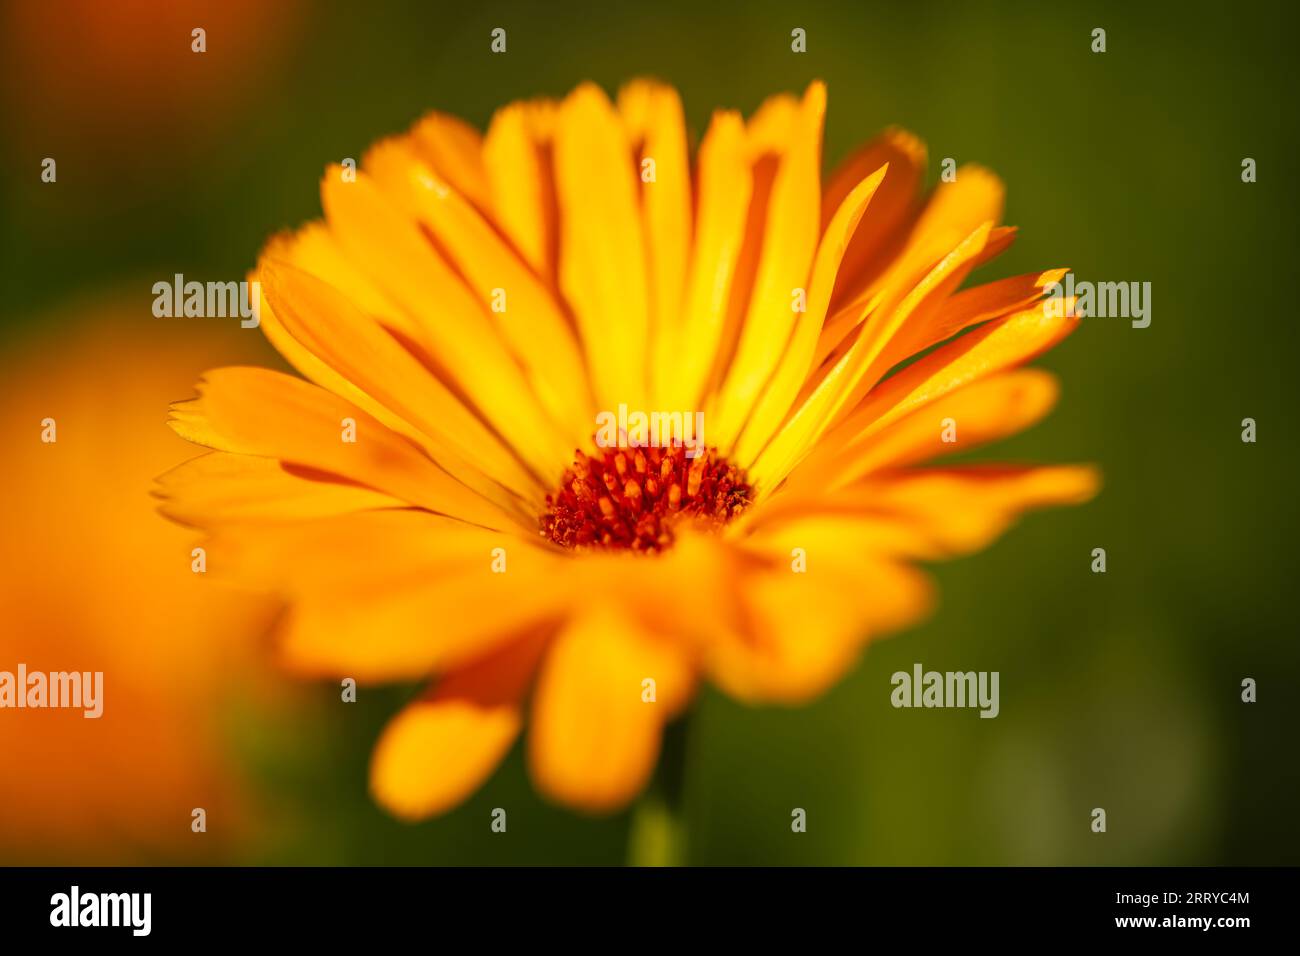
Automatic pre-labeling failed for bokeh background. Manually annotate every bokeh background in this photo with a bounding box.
[1,0,1296,865]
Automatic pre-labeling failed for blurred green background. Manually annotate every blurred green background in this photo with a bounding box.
[2,0,1296,865]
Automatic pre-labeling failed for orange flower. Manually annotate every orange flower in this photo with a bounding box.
[0,302,278,861]
[160,80,1098,820]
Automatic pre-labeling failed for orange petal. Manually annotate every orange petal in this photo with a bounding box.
[707,541,933,704]
[884,164,1005,293]
[319,168,571,480]
[370,632,548,821]
[830,297,1082,444]
[249,265,435,455]
[788,369,1060,494]
[657,109,752,412]
[482,99,559,278]
[528,604,688,812]
[364,136,592,448]
[710,82,824,453]
[554,83,651,411]
[734,162,888,466]
[258,258,543,506]
[197,509,569,681]
[815,163,1005,366]
[167,365,523,530]
[823,127,928,310]
[856,465,1101,558]
[407,110,491,211]
[868,267,1067,381]
[751,221,994,491]
[156,452,405,527]
[620,80,693,410]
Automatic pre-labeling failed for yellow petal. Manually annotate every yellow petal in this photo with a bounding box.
[370,632,548,820]
[259,258,542,507]
[710,82,825,453]
[198,510,569,681]
[320,168,571,481]
[829,298,1082,443]
[787,369,1060,494]
[528,604,687,812]
[973,224,1018,267]
[823,127,927,310]
[167,365,523,530]
[743,464,1099,562]
[482,99,559,278]
[706,540,933,703]
[744,92,800,154]
[579,530,740,674]
[731,494,936,556]
[554,83,651,411]
[264,221,406,333]
[884,164,1005,293]
[815,163,1003,366]
[156,452,406,527]
[869,267,1067,380]
[250,268,435,454]
[657,109,752,412]
[734,162,888,466]
[407,110,491,211]
[856,465,1101,558]
[619,80,693,409]
[751,221,994,491]
[365,136,593,449]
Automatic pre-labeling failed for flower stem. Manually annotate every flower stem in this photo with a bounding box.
[626,715,690,867]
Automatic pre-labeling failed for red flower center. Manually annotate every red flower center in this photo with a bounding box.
[541,445,752,553]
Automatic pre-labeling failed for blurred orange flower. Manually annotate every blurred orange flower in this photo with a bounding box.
[0,300,277,863]
[1,0,303,167]
[160,81,1098,820]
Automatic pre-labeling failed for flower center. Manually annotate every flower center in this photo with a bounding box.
[541,445,753,553]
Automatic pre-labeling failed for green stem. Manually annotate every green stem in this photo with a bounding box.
[626,715,691,866]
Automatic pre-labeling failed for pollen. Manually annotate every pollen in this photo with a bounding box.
[541,445,753,553]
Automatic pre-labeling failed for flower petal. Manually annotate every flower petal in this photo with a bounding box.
[407,109,491,211]
[319,170,572,481]
[156,452,405,527]
[259,259,543,507]
[856,465,1101,558]
[365,136,593,449]
[198,509,569,681]
[742,465,1100,561]
[823,127,928,310]
[815,164,1005,366]
[710,82,824,453]
[619,80,693,410]
[785,369,1060,495]
[706,542,933,703]
[868,267,1068,380]
[554,82,651,411]
[657,109,752,412]
[734,162,888,466]
[827,297,1082,444]
[528,604,688,812]
[482,99,559,278]
[369,632,548,821]
[167,365,524,530]
[751,221,994,491]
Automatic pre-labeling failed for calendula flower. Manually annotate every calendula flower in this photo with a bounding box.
[160,80,1097,821]
[0,302,278,862]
